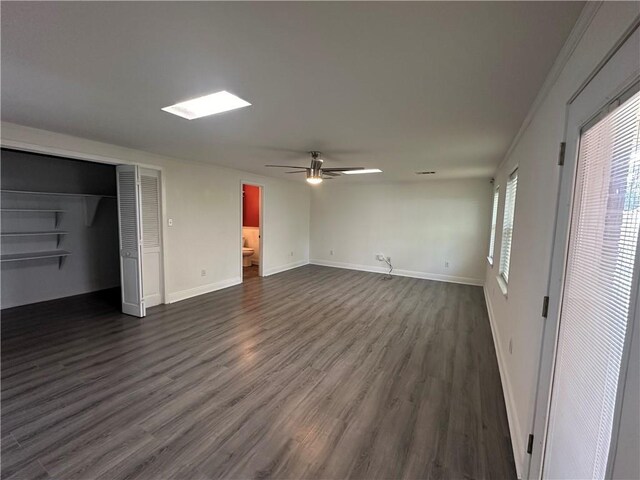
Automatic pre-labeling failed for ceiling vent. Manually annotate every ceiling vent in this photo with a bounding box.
[415,171,436,175]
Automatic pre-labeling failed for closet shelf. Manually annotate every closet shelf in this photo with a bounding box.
[1,208,66,213]
[1,231,69,237]
[1,208,65,227]
[0,189,116,199]
[1,250,71,268]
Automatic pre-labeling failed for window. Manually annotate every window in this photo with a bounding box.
[499,169,518,283]
[488,186,499,263]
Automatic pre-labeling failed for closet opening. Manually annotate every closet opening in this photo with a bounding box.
[1,149,165,319]
[1,148,122,313]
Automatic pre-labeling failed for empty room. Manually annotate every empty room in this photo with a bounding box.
[1,2,639,480]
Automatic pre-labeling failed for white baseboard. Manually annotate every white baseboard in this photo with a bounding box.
[263,260,308,277]
[309,259,484,286]
[483,286,525,478]
[167,277,242,303]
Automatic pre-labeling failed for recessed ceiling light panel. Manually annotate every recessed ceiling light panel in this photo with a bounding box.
[162,90,251,120]
[342,169,382,175]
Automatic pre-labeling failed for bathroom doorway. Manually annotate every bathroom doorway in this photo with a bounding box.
[241,182,263,280]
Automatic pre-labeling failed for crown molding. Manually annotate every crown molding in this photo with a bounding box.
[494,1,602,174]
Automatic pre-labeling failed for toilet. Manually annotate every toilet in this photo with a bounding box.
[242,237,254,267]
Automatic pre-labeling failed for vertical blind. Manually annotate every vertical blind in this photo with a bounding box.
[489,187,499,260]
[544,89,640,479]
[500,170,518,282]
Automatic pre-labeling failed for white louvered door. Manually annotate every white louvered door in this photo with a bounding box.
[116,164,145,317]
[140,168,163,308]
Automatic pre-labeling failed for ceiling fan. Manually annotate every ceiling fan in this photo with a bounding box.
[265,151,380,184]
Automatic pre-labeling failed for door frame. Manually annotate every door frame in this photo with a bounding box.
[527,23,640,478]
[239,180,264,279]
[0,140,170,307]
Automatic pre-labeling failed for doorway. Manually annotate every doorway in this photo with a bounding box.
[241,183,263,280]
[529,25,640,480]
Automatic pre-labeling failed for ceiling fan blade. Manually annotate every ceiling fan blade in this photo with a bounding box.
[321,167,366,172]
[265,164,309,168]
[322,171,341,177]
[284,170,309,174]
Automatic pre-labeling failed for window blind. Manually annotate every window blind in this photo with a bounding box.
[489,187,499,261]
[544,89,640,479]
[500,171,518,282]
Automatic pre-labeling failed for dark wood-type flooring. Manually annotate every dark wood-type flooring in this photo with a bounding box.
[243,265,259,280]
[1,265,516,480]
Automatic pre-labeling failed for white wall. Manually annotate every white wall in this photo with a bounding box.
[310,179,491,285]
[0,122,310,305]
[483,2,640,477]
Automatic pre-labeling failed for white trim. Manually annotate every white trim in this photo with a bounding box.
[310,259,484,286]
[167,277,242,303]
[1,137,164,171]
[263,260,309,277]
[484,286,525,479]
[495,2,602,174]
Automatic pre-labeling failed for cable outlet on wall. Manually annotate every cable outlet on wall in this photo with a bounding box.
[290,251,294,257]
[201,269,206,277]
[168,218,174,227]
[330,249,334,256]
[444,260,450,268]
[376,254,390,262]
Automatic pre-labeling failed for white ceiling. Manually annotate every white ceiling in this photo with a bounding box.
[1,2,584,182]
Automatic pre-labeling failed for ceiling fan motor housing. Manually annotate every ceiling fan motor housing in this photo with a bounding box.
[309,151,323,178]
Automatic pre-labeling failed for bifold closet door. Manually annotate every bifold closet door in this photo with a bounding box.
[139,168,163,308]
[116,164,145,317]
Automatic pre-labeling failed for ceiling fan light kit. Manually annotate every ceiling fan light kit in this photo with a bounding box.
[265,151,381,185]
[306,176,323,184]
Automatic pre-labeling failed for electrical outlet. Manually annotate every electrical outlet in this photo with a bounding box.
[376,254,385,261]
[201,269,206,277]
[290,251,294,256]
[386,256,391,262]
[509,338,513,354]
[444,260,449,268]
[330,250,334,256]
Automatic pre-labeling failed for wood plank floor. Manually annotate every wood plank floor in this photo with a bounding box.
[1,265,516,480]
